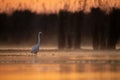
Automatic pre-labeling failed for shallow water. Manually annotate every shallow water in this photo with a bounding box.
[0,50,120,80]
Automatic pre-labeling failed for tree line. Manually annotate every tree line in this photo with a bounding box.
[0,8,120,49]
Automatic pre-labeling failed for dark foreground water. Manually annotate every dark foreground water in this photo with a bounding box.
[0,50,120,80]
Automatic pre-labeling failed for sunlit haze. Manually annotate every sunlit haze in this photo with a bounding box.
[0,0,120,14]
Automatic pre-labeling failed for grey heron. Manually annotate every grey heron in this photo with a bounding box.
[31,32,42,54]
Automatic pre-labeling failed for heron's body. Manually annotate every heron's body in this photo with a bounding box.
[31,32,41,54]
[31,44,40,54]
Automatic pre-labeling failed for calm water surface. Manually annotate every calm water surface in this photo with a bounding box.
[0,51,120,80]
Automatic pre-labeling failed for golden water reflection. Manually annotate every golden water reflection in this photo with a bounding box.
[0,63,119,80]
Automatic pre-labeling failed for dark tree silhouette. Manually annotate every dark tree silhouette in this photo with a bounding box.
[91,8,109,50]
[74,11,83,49]
[58,10,67,49]
[0,14,9,42]
[108,8,120,49]
[11,10,34,43]
[58,10,83,49]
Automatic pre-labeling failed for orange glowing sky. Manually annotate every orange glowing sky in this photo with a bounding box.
[0,0,120,14]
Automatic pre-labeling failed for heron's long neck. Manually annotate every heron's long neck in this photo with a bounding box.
[38,33,40,44]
